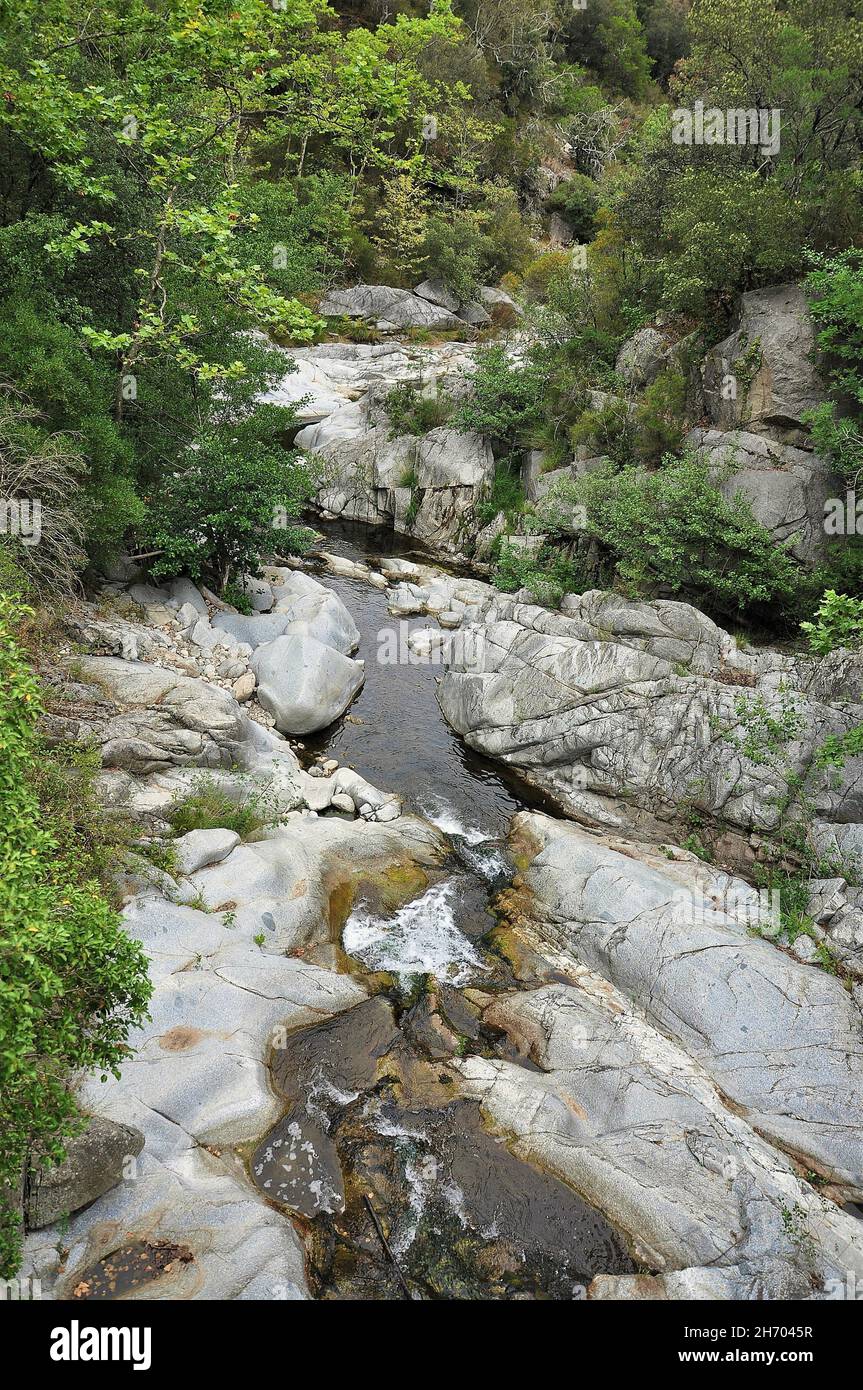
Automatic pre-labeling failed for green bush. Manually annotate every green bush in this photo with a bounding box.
[0,397,88,597]
[0,298,143,563]
[807,404,863,486]
[560,0,651,98]
[146,409,314,593]
[420,212,485,304]
[167,775,286,841]
[545,174,600,243]
[634,369,687,464]
[801,590,863,655]
[452,346,545,459]
[492,538,581,608]
[476,460,525,526]
[555,451,802,617]
[804,250,863,406]
[0,598,151,1276]
[570,397,635,467]
[520,252,573,304]
[804,251,863,484]
[382,382,452,438]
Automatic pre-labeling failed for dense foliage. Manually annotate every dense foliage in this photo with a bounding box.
[0,600,151,1276]
[543,453,802,618]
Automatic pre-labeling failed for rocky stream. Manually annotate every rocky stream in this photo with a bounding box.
[18,305,863,1302]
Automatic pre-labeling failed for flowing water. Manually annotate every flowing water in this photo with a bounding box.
[254,519,636,1298]
[301,519,530,840]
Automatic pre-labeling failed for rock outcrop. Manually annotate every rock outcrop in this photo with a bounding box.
[702,284,823,443]
[687,427,837,565]
[318,284,465,331]
[437,585,863,850]
[455,811,863,1298]
[286,343,497,556]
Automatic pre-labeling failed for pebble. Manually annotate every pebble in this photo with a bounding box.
[232,671,256,702]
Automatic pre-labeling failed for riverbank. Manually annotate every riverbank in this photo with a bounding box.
[17,520,863,1301]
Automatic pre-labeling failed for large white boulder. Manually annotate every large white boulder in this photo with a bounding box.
[701,284,824,441]
[251,633,365,734]
[687,426,838,566]
[414,428,493,489]
[275,589,361,655]
[318,284,464,331]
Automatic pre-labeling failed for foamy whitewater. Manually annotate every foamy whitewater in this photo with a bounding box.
[342,880,485,985]
[418,796,491,846]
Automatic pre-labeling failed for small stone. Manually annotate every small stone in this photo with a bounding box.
[790,935,820,964]
[145,604,174,628]
[232,671,256,702]
[438,611,462,630]
[191,617,219,650]
[176,601,200,631]
[331,793,355,815]
[806,878,847,926]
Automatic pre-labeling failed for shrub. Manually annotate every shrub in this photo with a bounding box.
[803,251,863,483]
[0,395,88,596]
[0,300,143,563]
[476,460,525,526]
[520,252,574,304]
[167,774,286,840]
[492,538,581,608]
[532,261,627,379]
[381,382,452,438]
[807,403,863,486]
[30,739,136,899]
[801,590,863,655]
[421,211,485,304]
[475,185,534,283]
[634,368,687,464]
[0,598,151,1276]
[804,250,863,406]
[369,173,429,286]
[452,346,545,459]
[555,451,802,617]
[545,174,600,243]
[220,582,254,616]
[570,397,636,466]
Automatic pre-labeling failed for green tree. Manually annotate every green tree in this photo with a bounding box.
[146,407,314,590]
[560,0,652,99]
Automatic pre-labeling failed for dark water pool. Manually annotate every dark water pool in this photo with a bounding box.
[302,519,550,845]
